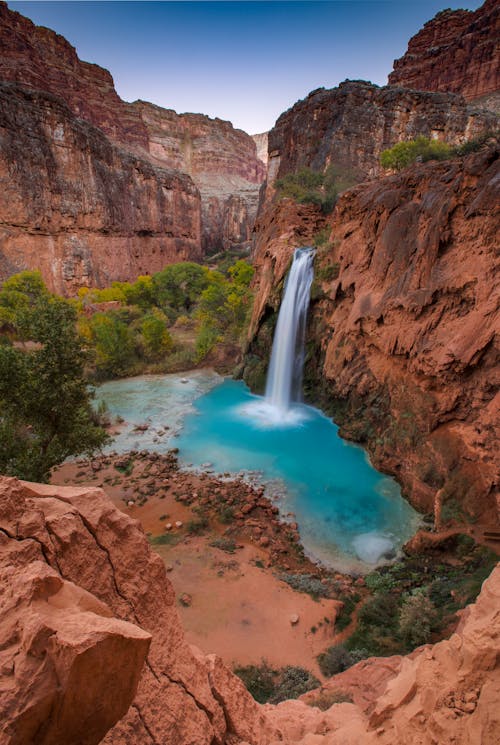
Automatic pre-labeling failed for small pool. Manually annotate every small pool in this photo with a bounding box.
[96,373,419,570]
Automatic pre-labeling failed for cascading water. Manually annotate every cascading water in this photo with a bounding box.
[265,247,315,412]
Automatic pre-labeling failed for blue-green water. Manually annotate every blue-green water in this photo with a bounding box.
[96,373,419,570]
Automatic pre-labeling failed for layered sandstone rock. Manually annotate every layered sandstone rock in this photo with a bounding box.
[264,80,496,196]
[246,145,500,519]
[0,83,201,295]
[0,2,265,275]
[1,476,499,745]
[389,0,500,111]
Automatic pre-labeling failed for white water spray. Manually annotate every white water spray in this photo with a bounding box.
[265,247,315,412]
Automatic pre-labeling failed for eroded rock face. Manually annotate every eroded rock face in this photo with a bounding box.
[0,478,151,745]
[247,146,500,518]
[0,2,265,280]
[0,477,265,745]
[389,0,500,112]
[1,476,498,745]
[264,80,496,195]
[0,84,201,295]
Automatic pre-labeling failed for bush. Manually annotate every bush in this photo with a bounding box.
[275,165,356,214]
[280,573,331,599]
[186,516,209,535]
[234,662,277,703]
[399,591,438,648]
[317,645,354,677]
[234,662,318,704]
[210,537,237,553]
[380,136,453,171]
[269,666,319,704]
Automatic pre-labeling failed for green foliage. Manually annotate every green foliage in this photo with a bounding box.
[316,263,340,282]
[399,591,438,648]
[234,662,276,704]
[335,592,360,631]
[149,533,181,546]
[76,259,255,377]
[234,662,319,704]
[0,272,108,481]
[210,537,237,553]
[88,312,135,378]
[380,136,453,170]
[152,262,211,313]
[275,165,356,214]
[138,313,173,361]
[317,645,354,677]
[280,573,332,599]
[186,516,209,535]
[269,666,320,704]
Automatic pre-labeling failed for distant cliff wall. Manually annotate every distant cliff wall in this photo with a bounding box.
[0,1,265,288]
[0,84,201,295]
[389,0,500,112]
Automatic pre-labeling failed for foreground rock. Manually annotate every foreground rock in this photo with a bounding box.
[1,476,498,744]
[0,476,264,744]
[0,479,151,744]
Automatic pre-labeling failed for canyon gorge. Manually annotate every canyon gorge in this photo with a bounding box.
[0,0,499,743]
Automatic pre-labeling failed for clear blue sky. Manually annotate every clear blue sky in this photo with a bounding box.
[8,1,484,134]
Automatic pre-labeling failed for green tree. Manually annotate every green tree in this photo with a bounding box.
[0,275,108,481]
[152,262,211,314]
[89,312,135,377]
[139,314,173,360]
[380,136,452,171]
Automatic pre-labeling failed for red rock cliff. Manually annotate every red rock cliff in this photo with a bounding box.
[1,476,499,744]
[0,2,265,275]
[247,145,500,520]
[265,80,496,195]
[0,84,201,295]
[389,0,500,111]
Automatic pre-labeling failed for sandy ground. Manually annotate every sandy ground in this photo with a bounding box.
[52,456,347,679]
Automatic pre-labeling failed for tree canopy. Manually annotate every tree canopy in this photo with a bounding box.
[0,271,108,481]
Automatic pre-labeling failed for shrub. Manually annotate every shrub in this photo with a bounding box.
[317,645,354,677]
[380,136,453,170]
[210,537,237,553]
[186,516,209,535]
[280,573,331,599]
[218,505,235,524]
[269,666,319,704]
[234,662,319,704]
[234,662,277,703]
[399,591,438,648]
[275,165,356,214]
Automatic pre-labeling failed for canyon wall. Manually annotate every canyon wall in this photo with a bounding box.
[0,83,201,295]
[1,476,499,744]
[246,145,499,520]
[264,80,496,197]
[0,2,265,291]
[389,0,500,112]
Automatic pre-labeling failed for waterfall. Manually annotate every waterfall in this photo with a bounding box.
[265,247,315,412]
